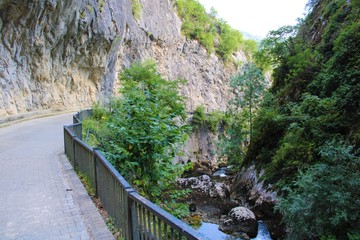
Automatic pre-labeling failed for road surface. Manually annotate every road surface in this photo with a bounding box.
[0,113,114,240]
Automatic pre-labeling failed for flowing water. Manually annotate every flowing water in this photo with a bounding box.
[197,221,272,240]
[196,167,273,239]
[212,167,231,178]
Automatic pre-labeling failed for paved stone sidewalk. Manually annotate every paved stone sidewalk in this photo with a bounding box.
[0,114,114,240]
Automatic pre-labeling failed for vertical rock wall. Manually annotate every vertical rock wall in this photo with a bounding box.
[0,0,245,116]
[0,0,247,165]
[0,0,125,115]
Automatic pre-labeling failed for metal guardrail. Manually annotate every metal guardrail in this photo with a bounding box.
[64,110,207,240]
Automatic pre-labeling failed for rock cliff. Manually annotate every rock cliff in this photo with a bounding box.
[0,0,245,117]
[0,0,249,168]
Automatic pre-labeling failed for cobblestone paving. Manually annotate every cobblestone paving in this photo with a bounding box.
[0,114,114,240]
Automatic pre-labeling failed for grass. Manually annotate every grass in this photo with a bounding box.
[81,118,100,147]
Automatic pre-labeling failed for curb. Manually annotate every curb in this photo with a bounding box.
[0,108,90,128]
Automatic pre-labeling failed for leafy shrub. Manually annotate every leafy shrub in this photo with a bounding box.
[175,0,254,60]
[191,105,207,130]
[216,21,243,60]
[245,1,360,238]
[218,111,248,167]
[95,61,190,200]
[191,105,226,133]
[276,140,360,239]
[207,110,225,132]
[92,101,109,121]
[81,118,101,146]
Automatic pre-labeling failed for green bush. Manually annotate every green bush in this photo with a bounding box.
[207,110,225,132]
[175,0,254,60]
[191,105,225,133]
[216,21,243,60]
[244,1,360,238]
[191,105,206,130]
[218,111,248,167]
[276,140,360,239]
[95,61,190,200]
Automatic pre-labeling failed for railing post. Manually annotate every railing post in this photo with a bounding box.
[127,190,139,240]
[93,148,99,198]
[64,126,67,156]
[73,136,77,170]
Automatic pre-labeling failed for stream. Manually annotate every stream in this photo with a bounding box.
[195,167,272,239]
[198,221,271,240]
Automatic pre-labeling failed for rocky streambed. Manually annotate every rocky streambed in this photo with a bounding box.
[178,166,286,239]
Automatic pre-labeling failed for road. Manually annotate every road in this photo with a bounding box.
[0,113,113,240]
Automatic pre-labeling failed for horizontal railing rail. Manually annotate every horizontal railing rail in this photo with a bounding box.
[64,110,207,240]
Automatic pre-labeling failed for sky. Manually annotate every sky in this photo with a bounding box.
[197,0,309,38]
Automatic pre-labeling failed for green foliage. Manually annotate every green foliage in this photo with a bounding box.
[191,105,207,130]
[77,171,96,197]
[276,141,360,239]
[87,5,95,14]
[245,92,288,167]
[218,111,248,167]
[92,101,110,121]
[216,21,244,60]
[82,102,110,146]
[185,214,202,228]
[97,0,106,12]
[80,10,86,19]
[250,0,360,177]
[348,233,360,240]
[82,118,100,147]
[230,62,267,144]
[243,39,258,58]
[159,199,190,219]
[105,217,124,240]
[218,63,267,168]
[191,105,226,133]
[208,110,226,133]
[132,0,142,19]
[175,0,252,60]
[247,1,360,238]
[176,0,215,52]
[95,61,190,200]
[255,25,298,71]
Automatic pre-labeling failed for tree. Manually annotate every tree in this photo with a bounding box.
[96,61,190,199]
[230,62,266,144]
[276,140,360,239]
[255,25,298,71]
[219,63,266,167]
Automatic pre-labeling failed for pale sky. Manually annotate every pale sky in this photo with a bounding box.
[197,0,309,38]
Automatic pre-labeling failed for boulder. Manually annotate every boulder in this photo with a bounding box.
[219,207,258,238]
[177,175,230,200]
[230,166,287,238]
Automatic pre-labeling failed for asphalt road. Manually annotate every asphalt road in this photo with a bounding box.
[0,113,113,240]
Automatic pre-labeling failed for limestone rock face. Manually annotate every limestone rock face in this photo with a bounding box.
[219,206,258,238]
[177,175,230,201]
[175,125,219,168]
[0,0,244,117]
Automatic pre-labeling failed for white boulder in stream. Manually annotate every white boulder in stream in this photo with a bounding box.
[219,206,258,238]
